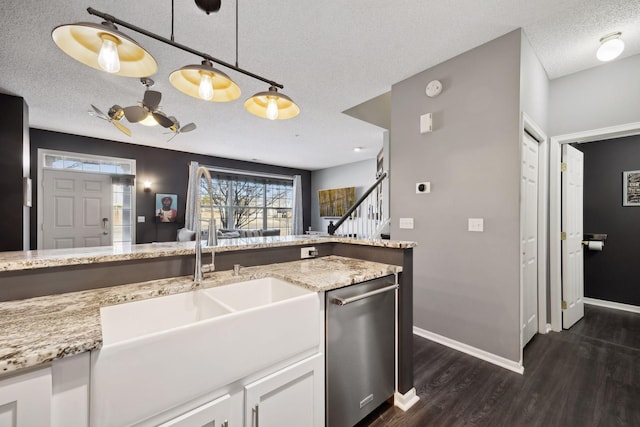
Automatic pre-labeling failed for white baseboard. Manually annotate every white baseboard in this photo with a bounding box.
[413,326,524,375]
[584,297,640,314]
[394,388,419,411]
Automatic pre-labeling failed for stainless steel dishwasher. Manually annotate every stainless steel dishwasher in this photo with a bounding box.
[326,274,397,427]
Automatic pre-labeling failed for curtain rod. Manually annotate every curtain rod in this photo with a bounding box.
[201,164,295,181]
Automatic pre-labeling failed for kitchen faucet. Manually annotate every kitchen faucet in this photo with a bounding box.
[194,166,217,283]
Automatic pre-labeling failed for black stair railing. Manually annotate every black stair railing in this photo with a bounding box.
[327,171,387,236]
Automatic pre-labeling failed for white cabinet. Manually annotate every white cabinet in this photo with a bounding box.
[244,353,323,427]
[51,352,90,427]
[158,393,231,427]
[0,367,52,427]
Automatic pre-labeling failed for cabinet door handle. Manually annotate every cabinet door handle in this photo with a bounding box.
[253,404,260,427]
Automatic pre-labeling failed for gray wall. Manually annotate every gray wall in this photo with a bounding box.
[549,54,640,136]
[311,159,377,232]
[520,32,550,131]
[390,30,523,362]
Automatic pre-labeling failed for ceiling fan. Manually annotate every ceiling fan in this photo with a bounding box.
[89,104,131,136]
[122,78,175,128]
[165,117,197,142]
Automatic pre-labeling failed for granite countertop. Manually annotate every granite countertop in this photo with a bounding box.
[0,255,401,377]
[0,236,415,272]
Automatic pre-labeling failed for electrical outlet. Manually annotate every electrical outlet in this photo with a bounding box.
[399,218,414,229]
[137,216,145,223]
[301,246,318,259]
[468,218,484,232]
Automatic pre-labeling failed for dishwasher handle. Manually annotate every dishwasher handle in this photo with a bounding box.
[332,283,398,306]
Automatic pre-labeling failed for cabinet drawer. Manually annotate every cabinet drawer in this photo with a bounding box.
[158,393,230,427]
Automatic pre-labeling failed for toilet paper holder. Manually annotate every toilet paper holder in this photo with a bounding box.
[581,233,607,250]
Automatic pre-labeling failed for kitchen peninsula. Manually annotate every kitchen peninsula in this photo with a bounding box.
[0,236,417,425]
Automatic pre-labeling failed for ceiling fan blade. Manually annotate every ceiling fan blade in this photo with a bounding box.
[90,104,109,120]
[143,90,162,109]
[167,132,179,143]
[153,111,174,128]
[180,123,197,133]
[123,106,147,123]
[113,121,132,137]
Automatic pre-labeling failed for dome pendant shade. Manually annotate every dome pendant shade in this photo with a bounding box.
[596,32,624,62]
[51,22,157,77]
[244,86,300,120]
[170,61,241,102]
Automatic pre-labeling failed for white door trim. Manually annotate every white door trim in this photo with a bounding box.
[549,121,640,331]
[519,113,548,364]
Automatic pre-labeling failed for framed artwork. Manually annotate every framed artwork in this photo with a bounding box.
[156,193,178,222]
[623,170,640,206]
[318,187,356,217]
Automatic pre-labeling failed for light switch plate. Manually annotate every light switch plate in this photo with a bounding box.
[420,113,433,134]
[137,216,145,223]
[399,218,414,229]
[468,218,484,232]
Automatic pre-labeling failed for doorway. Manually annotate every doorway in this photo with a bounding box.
[37,149,137,249]
[549,121,640,331]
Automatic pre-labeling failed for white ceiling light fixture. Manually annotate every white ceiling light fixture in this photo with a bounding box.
[596,32,624,62]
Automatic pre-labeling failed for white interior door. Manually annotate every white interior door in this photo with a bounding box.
[521,133,539,346]
[42,170,112,249]
[561,144,584,328]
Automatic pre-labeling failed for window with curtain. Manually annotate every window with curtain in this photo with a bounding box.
[200,171,294,234]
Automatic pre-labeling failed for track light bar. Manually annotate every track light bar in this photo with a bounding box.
[86,7,284,90]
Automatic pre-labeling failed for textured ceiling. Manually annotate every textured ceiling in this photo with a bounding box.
[1,0,639,170]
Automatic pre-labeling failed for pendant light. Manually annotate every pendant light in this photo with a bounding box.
[596,32,624,62]
[51,21,157,77]
[244,86,300,120]
[169,60,241,102]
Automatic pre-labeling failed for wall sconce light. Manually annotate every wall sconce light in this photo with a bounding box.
[143,181,152,192]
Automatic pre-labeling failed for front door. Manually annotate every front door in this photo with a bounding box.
[561,144,584,329]
[42,170,112,249]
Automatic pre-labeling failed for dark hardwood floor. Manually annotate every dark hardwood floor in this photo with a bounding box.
[358,305,640,427]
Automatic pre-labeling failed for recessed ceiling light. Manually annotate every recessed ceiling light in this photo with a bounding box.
[597,32,624,62]
[353,147,363,152]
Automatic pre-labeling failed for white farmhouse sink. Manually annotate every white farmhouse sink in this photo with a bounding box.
[203,277,311,311]
[91,278,320,427]
[100,291,231,345]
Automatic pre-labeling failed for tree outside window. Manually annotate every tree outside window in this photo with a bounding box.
[199,172,293,234]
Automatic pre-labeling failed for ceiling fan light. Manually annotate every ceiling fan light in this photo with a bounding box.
[139,113,158,126]
[51,21,157,77]
[170,60,240,102]
[596,32,624,62]
[244,86,300,120]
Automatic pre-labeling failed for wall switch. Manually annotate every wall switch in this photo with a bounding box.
[416,182,431,194]
[137,216,145,223]
[301,246,318,259]
[399,218,414,229]
[420,113,433,134]
[468,218,484,232]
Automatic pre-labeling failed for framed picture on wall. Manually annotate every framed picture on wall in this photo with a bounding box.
[156,193,178,222]
[623,170,640,206]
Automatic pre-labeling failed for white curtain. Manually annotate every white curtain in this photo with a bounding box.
[184,161,199,231]
[292,175,303,235]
